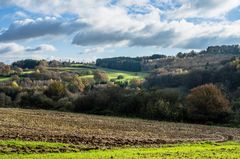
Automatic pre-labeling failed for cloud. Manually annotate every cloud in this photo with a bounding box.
[0,43,24,54]
[0,17,88,41]
[167,0,240,19]
[25,44,56,52]
[72,30,131,46]
[0,42,57,55]
[1,0,108,16]
[1,0,240,52]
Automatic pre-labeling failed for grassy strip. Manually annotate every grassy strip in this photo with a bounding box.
[0,141,239,159]
[0,77,10,82]
[0,140,88,154]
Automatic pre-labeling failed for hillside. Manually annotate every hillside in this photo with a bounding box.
[142,54,234,71]
[0,108,239,148]
[96,45,240,72]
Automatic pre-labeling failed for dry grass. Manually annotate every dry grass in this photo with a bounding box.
[0,108,239,148]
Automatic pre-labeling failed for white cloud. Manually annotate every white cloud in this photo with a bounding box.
[1,0,240,51]
[0,43,25,54]
[0,43,57,55]
[26,44,57,52]
[167,0,240,19]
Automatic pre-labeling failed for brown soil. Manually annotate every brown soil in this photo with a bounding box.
[0,108,239,147]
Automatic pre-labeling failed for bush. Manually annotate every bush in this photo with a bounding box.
[186,84,230,123]
[117,75,124,79]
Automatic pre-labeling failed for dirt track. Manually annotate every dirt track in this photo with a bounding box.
[0,108,239,147]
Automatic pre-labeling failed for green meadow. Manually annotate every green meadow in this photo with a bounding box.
[0,77,10,82]
[0,140,239,159]
[49,65,148,81]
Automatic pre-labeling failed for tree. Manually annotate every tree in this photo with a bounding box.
[68,76,85,93]
[11,81,19,88]
[49,60,61,67]
[0,93,12,107]
[93,71,109,84]
[45,81,66,100]
[11,75,20,81]
[39,60,49,67]
[0,65,11,76]
[14,67,23,75]
[186,84,230,123]
[129,79,142,88]
[12,59,39,69]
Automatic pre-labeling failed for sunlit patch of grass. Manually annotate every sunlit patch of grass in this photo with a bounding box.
[0,140,87,155]
[0,141,239,159]
[0,77,10,82]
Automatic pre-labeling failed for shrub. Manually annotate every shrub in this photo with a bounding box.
[186,84,230,123]
[117,75,124,79]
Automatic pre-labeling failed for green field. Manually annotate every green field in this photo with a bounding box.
[49,66,148,81]
[0,77,10,82]
[0,70,34,83]
[80,68,147,81]
[0,65,148,83]
[0,140,239,159]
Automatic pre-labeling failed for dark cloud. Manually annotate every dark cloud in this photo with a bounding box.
[0,17,88,42]
[25,44,56,52]
[129,30,177,47]
[72,30,131,46]
[72,29,177,48]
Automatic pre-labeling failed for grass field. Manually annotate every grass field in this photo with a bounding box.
[0,65,147,83]
[49,66,148,81]
[0,140,239,159]
[0,70,34,83]
[0,77,10,82]
[80,67,147,81]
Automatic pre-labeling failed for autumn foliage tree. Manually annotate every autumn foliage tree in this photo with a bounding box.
[186,84,230,123]
[45,81,66,100]
[93,70,109,84]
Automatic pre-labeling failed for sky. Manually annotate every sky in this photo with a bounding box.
[0,0,240,63]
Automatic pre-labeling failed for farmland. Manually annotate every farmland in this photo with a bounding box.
[0,65,147,84]
[49,66,148,81]
[0,108,240,147]
[0,108,239,158]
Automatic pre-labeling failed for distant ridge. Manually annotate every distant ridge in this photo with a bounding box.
[204,44,240,55]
